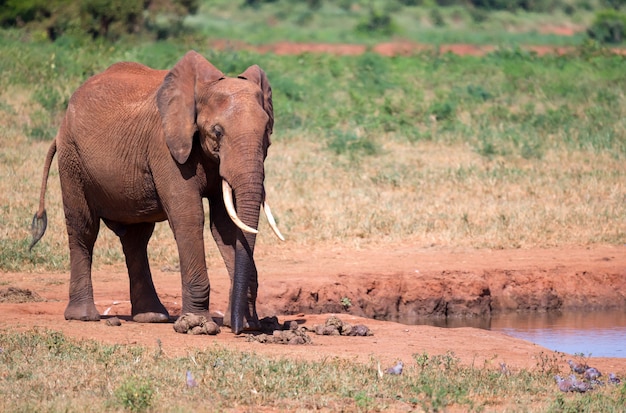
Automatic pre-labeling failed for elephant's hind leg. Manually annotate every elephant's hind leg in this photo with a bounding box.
[119,222,169,323]
[63,209,101,321]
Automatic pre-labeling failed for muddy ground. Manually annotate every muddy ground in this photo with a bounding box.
[2,244,625,374]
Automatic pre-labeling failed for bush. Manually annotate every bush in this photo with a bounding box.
[115,377,154,412]
[587,9,626,43]
[327,130,380,158]
[355,8,397,36]
[0,0,200,41]
[469,0,559,12]
[603,0,626,10]
[81,0,143,40]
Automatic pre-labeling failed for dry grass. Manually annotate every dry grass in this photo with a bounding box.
[264,135,624,248]
[3,124,625,272]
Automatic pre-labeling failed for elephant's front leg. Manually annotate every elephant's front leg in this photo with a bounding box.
[117,222,169,323]
[168,209,211,318]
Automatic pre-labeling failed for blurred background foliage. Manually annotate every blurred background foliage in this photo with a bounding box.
[0,0,625,44]
[0,0,200,40]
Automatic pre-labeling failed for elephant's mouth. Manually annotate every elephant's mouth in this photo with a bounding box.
[221,179,284,241]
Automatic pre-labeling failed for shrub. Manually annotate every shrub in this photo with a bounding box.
[603,0,626,10]
[587,8,626,43]
[468,0,559,12]
[355,8,397,36]
[242,0,279,8]
[430,8,446,27]
[115,377,154,412]
[429,100,456,122]
[327,130,380,158]
[0,0,200,41]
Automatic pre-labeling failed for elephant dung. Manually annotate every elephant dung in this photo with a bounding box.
[105,317,122,327]
[174,313,220,335]
[246,317,313,345]
[313,316,373,337]
[247,328,312,345]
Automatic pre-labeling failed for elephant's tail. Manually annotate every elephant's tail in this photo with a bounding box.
[29,139,57,251]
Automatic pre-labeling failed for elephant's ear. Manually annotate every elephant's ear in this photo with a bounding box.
[238,65,274,141]
[157,51,224,164]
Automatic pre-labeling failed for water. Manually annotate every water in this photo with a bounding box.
[405,310,626,358]
[489,311,626,358]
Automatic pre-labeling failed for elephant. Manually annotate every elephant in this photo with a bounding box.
[30,50,284,334]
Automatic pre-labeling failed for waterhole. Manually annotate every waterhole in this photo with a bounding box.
[399,310,626,358]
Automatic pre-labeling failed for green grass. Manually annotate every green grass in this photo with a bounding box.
[1,329,624,412]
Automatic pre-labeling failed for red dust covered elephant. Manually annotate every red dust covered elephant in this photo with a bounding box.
[30,50,284,334]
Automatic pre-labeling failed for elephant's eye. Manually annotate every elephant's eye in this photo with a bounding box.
[212,125,224,140]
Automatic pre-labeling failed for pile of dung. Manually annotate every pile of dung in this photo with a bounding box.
[0,287,44,303]
[174,313,220,335]
[246,315,373,345]
[105,317,122,326]
[312,315,373,336]
[246,316,312,345]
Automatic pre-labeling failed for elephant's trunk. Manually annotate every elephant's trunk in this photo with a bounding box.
[227,168,264,335]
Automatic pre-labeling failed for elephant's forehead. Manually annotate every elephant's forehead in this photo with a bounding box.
[210,78,260,97]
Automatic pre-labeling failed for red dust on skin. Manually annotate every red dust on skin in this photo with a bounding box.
[1,244,625,374]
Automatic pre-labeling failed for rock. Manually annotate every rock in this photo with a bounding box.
[570,375,592,393]
[584,367,602,381]
[567,360,589,374]
[555,375,574,392]
[385,361,404,375]
[186,370,198,388]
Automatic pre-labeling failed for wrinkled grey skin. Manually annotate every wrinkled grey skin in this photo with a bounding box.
[30,51,275,334]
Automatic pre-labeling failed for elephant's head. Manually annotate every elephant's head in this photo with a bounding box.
[156,51,282,333]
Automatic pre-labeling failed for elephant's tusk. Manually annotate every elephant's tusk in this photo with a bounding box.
[222,180,259,235]
[263,201,285,241]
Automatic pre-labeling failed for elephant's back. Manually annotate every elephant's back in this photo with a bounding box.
[63,61,165,136]
[74,61,167,103]
[58,61,165,191]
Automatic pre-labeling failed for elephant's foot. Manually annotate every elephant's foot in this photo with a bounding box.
[64,301,100,321]
[133,312,170,323]
[132,300,170,323]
